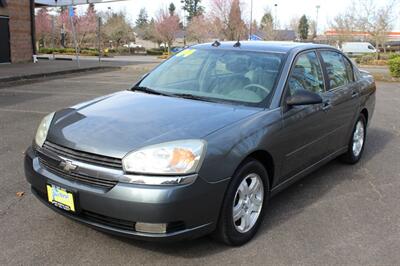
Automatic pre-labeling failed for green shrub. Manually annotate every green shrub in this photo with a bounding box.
[388,53,400,60]
[146,48,164,56]
[388,57,400,77]
[358,54,376,65]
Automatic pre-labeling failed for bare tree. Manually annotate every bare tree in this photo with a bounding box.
[35,7,52,48]
[329,0,397,52]
[154,8,180,53]
[209,0,232,40]
[209,0,247,40]
[357,0,397,53]
[103,12,135,48]
[288,15,300,40]
[260,9,276,40]
[329,2,361,46]
[186,15,211,43]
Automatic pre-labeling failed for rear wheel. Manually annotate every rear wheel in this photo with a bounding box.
[340,114,367,164]
[213,159,269,246]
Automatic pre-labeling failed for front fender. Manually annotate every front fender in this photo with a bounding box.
[198,108,283,184]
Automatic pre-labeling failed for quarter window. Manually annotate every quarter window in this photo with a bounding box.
[288,51,325,95]
[320,51,352,90]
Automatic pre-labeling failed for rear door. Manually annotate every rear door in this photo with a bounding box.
[318,50,360,149]
[0,16,10,63]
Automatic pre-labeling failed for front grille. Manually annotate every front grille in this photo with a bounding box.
[42,141,122,169]
[39,158,118,189]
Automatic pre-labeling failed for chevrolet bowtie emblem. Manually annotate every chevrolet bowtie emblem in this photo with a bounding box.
[59,160,78,172]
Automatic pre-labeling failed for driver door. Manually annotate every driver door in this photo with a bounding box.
[278,51,332,181]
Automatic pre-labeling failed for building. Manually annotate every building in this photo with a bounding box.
[0,0,35,63]
[254,29,296,42]
[325,30,400,42]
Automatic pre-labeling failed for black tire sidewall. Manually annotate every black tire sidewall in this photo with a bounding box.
[218,159,270,246]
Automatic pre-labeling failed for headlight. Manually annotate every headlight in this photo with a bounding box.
[35,112,55,147]
[122,140,206,175]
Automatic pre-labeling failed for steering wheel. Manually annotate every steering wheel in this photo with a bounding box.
[242,83,271,94]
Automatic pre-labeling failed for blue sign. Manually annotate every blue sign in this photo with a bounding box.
[249,34,263,41]
[69,6,74,17]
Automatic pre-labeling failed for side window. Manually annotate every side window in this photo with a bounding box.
[320,51,351,90]
[288,51,325,95]
[343,57,354,82]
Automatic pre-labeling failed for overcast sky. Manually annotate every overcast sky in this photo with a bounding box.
[72,0,400,33]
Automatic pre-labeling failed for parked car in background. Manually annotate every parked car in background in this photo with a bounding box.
[25,41,376,246]
[123,42,143,48]
[340,42,377,55]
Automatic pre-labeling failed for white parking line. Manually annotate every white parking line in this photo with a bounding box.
[63,80,132,85]
[0,89,101,97]
[0,108,48,114]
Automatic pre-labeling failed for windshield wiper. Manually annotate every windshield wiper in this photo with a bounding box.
[132,86,174,97]
[172,93,218,103]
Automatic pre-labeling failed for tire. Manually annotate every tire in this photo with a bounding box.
[340,114,367,164]
[213,159,270,246]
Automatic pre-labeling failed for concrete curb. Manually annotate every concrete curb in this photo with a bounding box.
[0,66,120,88]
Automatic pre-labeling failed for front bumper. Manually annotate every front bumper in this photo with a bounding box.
[24,146,229,241]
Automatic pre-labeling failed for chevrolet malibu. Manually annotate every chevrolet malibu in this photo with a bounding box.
[25,41,376,246]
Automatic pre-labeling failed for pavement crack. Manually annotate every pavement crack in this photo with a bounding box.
[362,167,384,202]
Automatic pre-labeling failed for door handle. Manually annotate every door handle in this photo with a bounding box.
[351,91,359,98]
[322,101,332,111]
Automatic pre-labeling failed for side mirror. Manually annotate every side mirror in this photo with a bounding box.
[286,89,323,106]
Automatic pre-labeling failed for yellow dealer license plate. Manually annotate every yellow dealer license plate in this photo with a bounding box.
[47,184,76,212]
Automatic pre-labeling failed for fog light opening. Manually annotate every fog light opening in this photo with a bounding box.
[135,222,167,234]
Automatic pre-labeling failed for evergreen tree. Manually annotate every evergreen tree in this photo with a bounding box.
[135,8,149,28]
[260,12,273,30]
[181,0,204,21]
[298,15,309,41]
[169,3,176,16]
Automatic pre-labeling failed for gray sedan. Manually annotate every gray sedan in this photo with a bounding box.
[24,41,376,246]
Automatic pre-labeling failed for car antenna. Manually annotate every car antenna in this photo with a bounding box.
[233,40,241,48]
[212,40,221,47]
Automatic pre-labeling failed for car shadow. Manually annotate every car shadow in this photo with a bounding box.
[107,127,393,258]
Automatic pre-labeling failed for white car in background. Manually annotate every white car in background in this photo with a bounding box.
[123,42,143,48]
[340,42,377,55]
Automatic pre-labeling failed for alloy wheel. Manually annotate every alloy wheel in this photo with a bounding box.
[232,173,264,233]
[352,120,365,157]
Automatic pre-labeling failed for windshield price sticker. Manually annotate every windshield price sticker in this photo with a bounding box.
[176,49,196,58]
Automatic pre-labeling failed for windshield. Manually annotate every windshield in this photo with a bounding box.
[137,48,285,106]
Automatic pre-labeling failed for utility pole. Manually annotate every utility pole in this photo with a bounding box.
[315,5,320,37]
[97,17,102,64]
[249,0,253,39]
[51,14,55,60]
[274,3,278,30]
[69,5,80,67]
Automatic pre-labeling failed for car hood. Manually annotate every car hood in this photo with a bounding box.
[47,91,261,158]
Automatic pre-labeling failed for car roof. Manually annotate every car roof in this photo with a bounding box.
[192,41,333,54]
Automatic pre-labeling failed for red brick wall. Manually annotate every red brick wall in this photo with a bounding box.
[8,0,33,63]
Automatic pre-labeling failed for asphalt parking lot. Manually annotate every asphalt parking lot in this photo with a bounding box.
[1,67,399,265]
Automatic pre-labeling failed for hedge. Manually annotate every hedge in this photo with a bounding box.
[39,47,100,56]
[106,47,146,55]
[388,53,400,60]
[146,48,164,56]
[354,54,375,65]
[388,57,400,77]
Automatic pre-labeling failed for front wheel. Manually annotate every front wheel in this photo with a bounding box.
[213,159,269,246]
[340,114,367,164]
